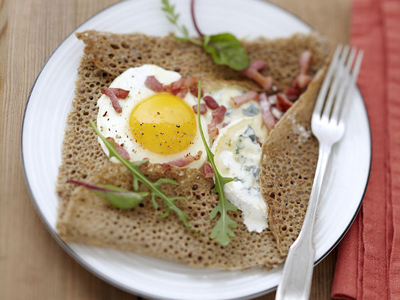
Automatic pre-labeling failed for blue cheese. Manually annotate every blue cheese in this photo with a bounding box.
[212,117,269,232]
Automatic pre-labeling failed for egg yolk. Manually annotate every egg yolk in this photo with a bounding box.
[129,94,197,155]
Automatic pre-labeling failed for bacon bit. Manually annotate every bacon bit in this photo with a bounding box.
[291,50,313,90]
[211,105,227,125]
[207,106,226,139]
[259,93,276,130]
[230,91,259,108]
[247,59,267,70]
[106,88,130,99]
[239,61,262,77]
[162,85,171,94]
[203,95,219,109]
[170,78,185,92]
[256,140,263,147]
[176,88,188,99]
[253,74,272,91]
[203,162,214,179]
[163,77,186,95]
[185,76,198,88]
[276,93,293,112]
[207,123,219,140]
[283,86,302,101]
[300,50,312,75]
[101,88,128,113]
[239,60,273,91]
[163,151,203,168]
[145,75,163,92]
[106,137,130,160]
[190,86,204,98]
[192,103,207,114]
[296,74,312,89]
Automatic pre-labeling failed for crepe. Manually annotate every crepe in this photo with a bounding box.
[56,31,330,269]
[76,30,328,92]
[259,65,327,256]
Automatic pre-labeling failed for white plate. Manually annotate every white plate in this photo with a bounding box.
[21,0,371,299]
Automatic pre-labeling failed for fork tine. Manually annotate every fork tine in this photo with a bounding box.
[333,49,364,124]
[320,45,350,122]
[313,45,343,118]
[330,47,358,123]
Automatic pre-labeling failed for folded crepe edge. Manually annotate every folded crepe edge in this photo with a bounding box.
[259,54,331,256]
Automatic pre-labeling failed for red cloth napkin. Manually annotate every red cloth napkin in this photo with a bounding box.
[331,0,400,299]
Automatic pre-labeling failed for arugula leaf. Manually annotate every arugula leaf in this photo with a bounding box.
[68,180,149,209]
[89,121,192,229]
[196,82,238,247]
[161,0,201,45]
[161,0,249,70]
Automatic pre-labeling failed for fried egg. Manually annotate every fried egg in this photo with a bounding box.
[97,65,210,169]
[97,65,270,232]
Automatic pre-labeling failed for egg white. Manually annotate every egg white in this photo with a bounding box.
[96,64,211,169]
[203,84,265,133]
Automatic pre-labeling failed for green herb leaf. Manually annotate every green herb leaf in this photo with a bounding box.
[161,0,249,70]
[203,33,249,71]
[161,0,199,44]
[196,82,238,247]
[68,180,149,209]
[89,121,193,230]
[93,185,149,209]
[153,178,179,187]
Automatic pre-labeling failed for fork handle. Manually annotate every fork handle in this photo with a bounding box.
[275,228,314,300]
[275,143,332,300]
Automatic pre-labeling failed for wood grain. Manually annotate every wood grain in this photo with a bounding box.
[0,0,350,299]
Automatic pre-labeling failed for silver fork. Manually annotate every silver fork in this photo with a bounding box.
[275,45,364,300]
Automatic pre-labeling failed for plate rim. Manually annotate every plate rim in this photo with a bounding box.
[20,0,372,299]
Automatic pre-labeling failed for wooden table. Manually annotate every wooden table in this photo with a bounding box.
[0,0,351,299]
